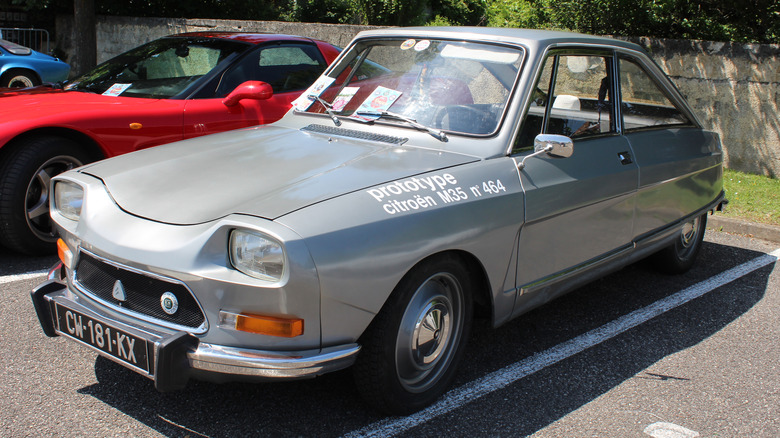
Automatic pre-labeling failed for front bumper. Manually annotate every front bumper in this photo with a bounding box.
[31,280,360,391]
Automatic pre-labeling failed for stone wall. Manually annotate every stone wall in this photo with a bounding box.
[55,16,780,177]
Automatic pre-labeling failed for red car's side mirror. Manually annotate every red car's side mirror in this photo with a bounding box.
[223,81,273,107]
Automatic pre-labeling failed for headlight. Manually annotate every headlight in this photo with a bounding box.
[53,181,84,221]
[229,229,286,282]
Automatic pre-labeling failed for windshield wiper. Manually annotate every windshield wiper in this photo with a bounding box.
[356,110,447,142]
[308,94,342,127]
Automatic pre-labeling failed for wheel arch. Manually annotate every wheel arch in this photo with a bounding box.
[369,249,494,332]
[1,128,106,163]
[0,67,41,85]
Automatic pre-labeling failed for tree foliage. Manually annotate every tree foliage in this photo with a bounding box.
[9,0,780,43]
[486,0,779,43]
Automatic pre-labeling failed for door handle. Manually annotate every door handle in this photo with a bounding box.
[618,151,633,165]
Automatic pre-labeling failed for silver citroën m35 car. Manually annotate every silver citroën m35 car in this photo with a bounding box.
[32,27,725,414]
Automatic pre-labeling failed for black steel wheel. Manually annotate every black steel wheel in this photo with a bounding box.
[354,254,473,414]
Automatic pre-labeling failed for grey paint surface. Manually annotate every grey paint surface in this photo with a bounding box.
[36,28,724,394]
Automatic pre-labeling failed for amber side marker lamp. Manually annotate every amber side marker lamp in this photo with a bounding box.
[129,123,143,130]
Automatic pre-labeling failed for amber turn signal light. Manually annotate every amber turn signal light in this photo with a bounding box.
[220,311,304,337]
[57,238,74,269]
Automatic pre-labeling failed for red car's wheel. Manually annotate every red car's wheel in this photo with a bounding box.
[0,136,91,254]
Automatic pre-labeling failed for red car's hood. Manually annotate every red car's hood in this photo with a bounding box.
[0,89,166,121]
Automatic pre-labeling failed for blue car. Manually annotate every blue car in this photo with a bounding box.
[0,39,70,88]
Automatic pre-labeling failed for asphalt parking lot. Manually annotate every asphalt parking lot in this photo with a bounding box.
[1,229,778,437]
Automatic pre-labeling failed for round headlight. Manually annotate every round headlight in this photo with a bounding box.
[229,229,286,282]
[53,181,84,221]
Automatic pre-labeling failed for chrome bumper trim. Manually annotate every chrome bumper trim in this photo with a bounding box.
[32,279,361,387]
[188,343,361,380]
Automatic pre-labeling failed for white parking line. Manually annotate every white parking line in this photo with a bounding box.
[347,247,780,438]
[0,270,48,285]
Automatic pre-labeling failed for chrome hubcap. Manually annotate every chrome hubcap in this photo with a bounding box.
[396,272,463,393]
[680,216,700,249]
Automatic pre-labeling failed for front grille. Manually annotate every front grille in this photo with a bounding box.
[74,252,205,329]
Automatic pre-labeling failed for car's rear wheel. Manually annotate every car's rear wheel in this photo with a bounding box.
[651,213,707,274]
[354,254,473,414]
[0,136,91,255]
[1,69,40,88]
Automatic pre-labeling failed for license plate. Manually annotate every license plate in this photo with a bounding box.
[54,302,151,373]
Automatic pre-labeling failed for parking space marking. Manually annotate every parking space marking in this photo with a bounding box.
[0,270,47,285]
[347,247,780,438]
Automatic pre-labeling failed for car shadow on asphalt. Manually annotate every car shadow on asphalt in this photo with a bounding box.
[75,241,774,437]
[0,246,58,276]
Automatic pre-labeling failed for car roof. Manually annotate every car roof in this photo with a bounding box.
[170,32,325,46]
[353,27,644,53]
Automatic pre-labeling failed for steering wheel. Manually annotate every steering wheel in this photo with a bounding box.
[433,105,490,133]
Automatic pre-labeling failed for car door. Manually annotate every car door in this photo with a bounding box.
[511,50,639,311]
[617,54,723,238]
[182,42,330,138]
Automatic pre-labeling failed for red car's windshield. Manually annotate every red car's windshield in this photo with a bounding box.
[66,37,249,99]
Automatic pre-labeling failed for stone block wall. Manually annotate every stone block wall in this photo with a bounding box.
[55,16,780,177]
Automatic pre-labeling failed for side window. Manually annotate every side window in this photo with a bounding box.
[216,44,327,97]
[549,55,614,138]
[619,57,691,130]
[515,54,615,152]
[141,45,222,79]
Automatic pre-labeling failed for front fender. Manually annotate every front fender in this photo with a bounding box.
[277,157,526,345]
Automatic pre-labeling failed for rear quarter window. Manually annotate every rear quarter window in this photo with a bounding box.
[619,57,691,131]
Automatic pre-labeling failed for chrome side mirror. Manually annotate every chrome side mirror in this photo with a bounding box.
[534,134,573,158]
[518,134,574,170]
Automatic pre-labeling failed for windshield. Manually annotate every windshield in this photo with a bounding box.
[65,37,249,98]
[294,38,524,135]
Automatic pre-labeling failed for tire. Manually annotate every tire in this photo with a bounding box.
[0,136,91,255]
[353,254,473,414]
[1,69,40,88]
[651,213,707,274]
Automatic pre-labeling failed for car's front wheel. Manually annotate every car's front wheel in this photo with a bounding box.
[0,136,91,254]
[354,254,473,414]
[651,213,707,274]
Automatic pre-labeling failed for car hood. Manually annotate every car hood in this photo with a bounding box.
[79,124,478,225]
[0,89,164,119]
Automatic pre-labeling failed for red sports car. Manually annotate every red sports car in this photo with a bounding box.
[0,32,340,254]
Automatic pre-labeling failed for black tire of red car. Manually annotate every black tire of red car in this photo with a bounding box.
[0,136,91,255]
[353,254,473,414]
[651,213,707,274]
[0,69,40,88]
